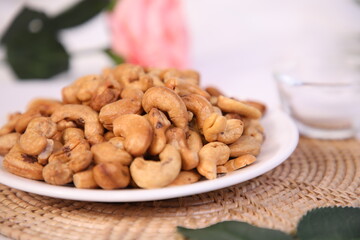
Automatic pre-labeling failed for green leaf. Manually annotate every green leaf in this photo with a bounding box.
[177,221,293,240]
[297,207,360,240]
[104,48,124,65]
[52,0,110,29]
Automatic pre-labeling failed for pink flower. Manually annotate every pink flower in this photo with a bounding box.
[108,0,190,69]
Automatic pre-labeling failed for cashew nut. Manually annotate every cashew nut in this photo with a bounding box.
[112,64,153,92]
[165,78,210,100]
[99,87,143,130]
[130,144,181,189]
[217,154,256,173]
[146,108,171,155]
[181,94,214,131]
[243,119,265,143]
[91,137,132,166]
[0,132,20,156]
[51,104,104,145]
[217,95,262,119]
[229,135,261,157]
[166,127,199,170]
[168,170,201,186]
[0,112,21,136]
[73,168,98,189]
[142,87,188,129]
[93,162,130,189]
[163,68,200,86]
[62,75,102,104]
[19,117,57,156]
[197,142,230,180]
[203,113,226,142]
[3,144,43,180]
[205,86,224,97]
[113,114,153,156]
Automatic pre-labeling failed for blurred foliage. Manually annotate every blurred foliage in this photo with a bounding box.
[1,0,111,80]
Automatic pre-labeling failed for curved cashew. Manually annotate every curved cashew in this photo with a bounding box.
[89,75,122,111]
[163,69,200,86]
[0,112,21,136]
[165,78,210,100]
[217,95,262,119]
[112,64,153,92]
[229,135,261,157]
[142,87,188,129]
[146,108,171,155]
[166,127,199,170]
[168,170,201,186]
[62,75,102,104]
[217,119,244,144]
[91,137,133,166]
[0,132,20,155]
[42,159,73,185]
[93,162,130,189]
[130,144,181,189]
[205,86,224,97]
[197,142,230,180]
[113,114,153,156]
[243,119,265,143]
[181,94,214,131]
[51,104,104,145]
[3,144,43,180]
[217,154,256,173]
[19,117,57,156]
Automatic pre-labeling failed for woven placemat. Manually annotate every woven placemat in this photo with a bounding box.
[0,137,359,240]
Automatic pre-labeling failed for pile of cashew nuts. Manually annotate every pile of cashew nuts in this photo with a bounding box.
[0,64,266,189]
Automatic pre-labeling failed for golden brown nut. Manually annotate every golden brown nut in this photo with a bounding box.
[112,64,154,92]
[51,104,104,145]
[0,112,21,136]
[217,154,256,173]
[91,137,132,166]
[42,159,73,185]
[166,127,199,170]
[99,87,143,130]
[203,113,227,142]
[62,75,102,104]
[130,144,181,189]
[167,170,202,186]
[229,135,261,157]
[93,162,130,189]
[142,87,188,129]
[243,119,265,143]
[146,108,171,155]
[19,117,57,156]
[0,132,20,155]
[113,114,153,156]
[3,144,43,180]
[217,95,262,119]
[197,142,230,180]
[181,94,214,131]
[165,78,210,100]
[205,86,224,97]
[73,168,98,189]
[163,68,200,86]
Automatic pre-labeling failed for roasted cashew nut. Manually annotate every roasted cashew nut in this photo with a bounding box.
[89,75,122,111]
[163,69,200,86]
[99,87,143,130]
[0,112,21,136]
[62,75,102,104]
[142,87,188,129]
[146,108,171,155]
[112,64,153,92]
[166,127,199,170]
[217,95,262,119]
[19,117,57,156]
[168,170,201,186]
[164,78,210,100]
[130,144,181,189]
[113,114,153,156]
[93,162,130,189]
[197,142,230,180]
[217,154,256,173]
[181,94,214,131]
[0,132,20,156]
[91,137,133,166]
[73,168,98,189]
[229,135,261,157]
[3,144,44,180]
[51,104,104,145]
[243,119,265,143]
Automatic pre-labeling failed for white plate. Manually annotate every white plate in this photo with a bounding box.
[0,109,298,202]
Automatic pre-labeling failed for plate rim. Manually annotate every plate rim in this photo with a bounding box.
[0,108,299,202]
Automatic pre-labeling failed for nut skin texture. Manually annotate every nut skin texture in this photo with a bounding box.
[43,160,73,185]
[167,170,201,186]
[147,108,171,156]
[93,162,130,190]
[164,77,210,100]
[229,135,261,157]
[217,119,244,144]
[142,87,188,129]
[166,127,199,170]
[113,114,153,156]
[51,104,104,145]
[99,88,143,130]
[217,95,262,119]
[130,144,181,189]
[197,142,230,180]
[203,113,227,142]
[3,144,44,180]
[181,94,214,131]
[0,132,20,156]
[19,117,57,156]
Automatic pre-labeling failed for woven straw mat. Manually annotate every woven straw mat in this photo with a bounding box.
[0,137,359,240]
